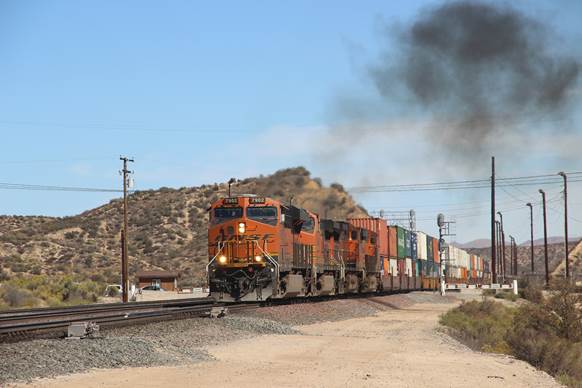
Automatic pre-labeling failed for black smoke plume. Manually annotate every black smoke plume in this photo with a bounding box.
[368,1,580,154]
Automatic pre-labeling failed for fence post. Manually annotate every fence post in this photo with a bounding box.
[512,279,518,295]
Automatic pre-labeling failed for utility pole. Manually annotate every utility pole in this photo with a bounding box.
[496,220,502,277]
[509,235,516,276]
[120,156,134,303]
[526,203,534,274]
[491,157,497,284]
[558,172,569,279]
[509,235,513,275]
[497,211,506,281]
[539,189,549,287]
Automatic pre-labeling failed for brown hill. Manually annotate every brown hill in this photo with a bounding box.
[466,239,582,277]
[0,167,366,287]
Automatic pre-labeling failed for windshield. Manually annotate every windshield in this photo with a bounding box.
[213,207,243,224]
[247,206,278,226]
[303,217,314,233]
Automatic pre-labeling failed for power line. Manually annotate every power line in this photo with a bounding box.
[0,157,112,165]
[0,182,124,193]
[350,174,582,193]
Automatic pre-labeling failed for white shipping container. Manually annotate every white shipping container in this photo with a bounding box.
[461,249,470,269]
[449,245,461,266]
[417,232,428,260]
[390,258,398,276]
[448,246,454,265]
[405,258,412,277]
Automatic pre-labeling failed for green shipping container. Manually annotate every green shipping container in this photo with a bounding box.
[427,236,434,262]
[396,226,406,258]
[404,229,412,257]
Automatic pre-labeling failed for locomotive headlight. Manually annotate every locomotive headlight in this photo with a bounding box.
[254,255,262,263]
[238,222,246,234]
[218,255,227,264]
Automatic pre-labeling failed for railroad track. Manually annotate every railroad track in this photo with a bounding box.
[0,289,418,342]
[0,297,246,341]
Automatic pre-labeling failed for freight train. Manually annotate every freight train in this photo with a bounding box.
[207,194,490,302]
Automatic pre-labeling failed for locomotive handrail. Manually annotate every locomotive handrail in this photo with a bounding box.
[254,240,280,291]
[206,241,225,273]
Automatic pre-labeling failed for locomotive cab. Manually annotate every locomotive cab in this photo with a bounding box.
[207,195,280,301]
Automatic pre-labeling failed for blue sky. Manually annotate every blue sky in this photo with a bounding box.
[1,0,581,243]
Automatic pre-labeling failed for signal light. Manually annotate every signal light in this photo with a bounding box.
[238,222,246,234]
[218,255,227,264]
[255,256,262,263]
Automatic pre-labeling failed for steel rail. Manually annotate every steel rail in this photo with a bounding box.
[0,299,224,341]
[0,297,213,319]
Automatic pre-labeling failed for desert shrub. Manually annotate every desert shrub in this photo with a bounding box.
[0,275,106,309]
[81,219,100,238]
[494,291,518,302]
[0,285,39,308]
[64,231,78,240]
[443,282,582,387]
[10,261,29,273]
[0,267,9,281]
[90,273,106,283]
[30,266,42,275]
[82,256,94,267]
[507,292,582,384]
[519,278,544,303]
[105,285,120,297]
[440,300,514,353]
[482,289,496,297]
[330,182,345,192]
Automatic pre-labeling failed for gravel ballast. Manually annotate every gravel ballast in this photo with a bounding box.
[0,315,297,385]
[246,292,458,325]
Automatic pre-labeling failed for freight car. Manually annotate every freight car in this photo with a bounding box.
[207,194,489,302]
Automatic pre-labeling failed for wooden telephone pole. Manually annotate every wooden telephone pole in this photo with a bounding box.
[491,157,497,283]
[497,211,506,281]
[539,189,549,286]
[526,203,534,273]
[558,172,569,279]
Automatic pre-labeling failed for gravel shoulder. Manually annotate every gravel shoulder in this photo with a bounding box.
[0,315,297,385]
[4,291,561,388]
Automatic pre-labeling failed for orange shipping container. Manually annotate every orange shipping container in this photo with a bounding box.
[387,226,398,258]
[382,258,390,278]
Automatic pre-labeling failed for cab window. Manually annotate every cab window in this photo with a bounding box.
[212,207,242,224]
[302,217,315,233]
[247,206,278,226]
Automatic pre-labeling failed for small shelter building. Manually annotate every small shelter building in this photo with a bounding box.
[136,270,179,291]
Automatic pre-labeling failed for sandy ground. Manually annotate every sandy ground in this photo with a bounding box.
[20,296,560,388]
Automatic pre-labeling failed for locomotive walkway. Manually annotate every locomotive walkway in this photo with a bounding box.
[21,292,559,388]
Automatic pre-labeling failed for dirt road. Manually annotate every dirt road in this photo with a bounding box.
[24,297,559,388]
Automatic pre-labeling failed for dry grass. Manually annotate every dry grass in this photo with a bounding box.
[441,281,582,387]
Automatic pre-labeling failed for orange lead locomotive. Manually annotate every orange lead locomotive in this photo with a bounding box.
[207,195,383,301]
